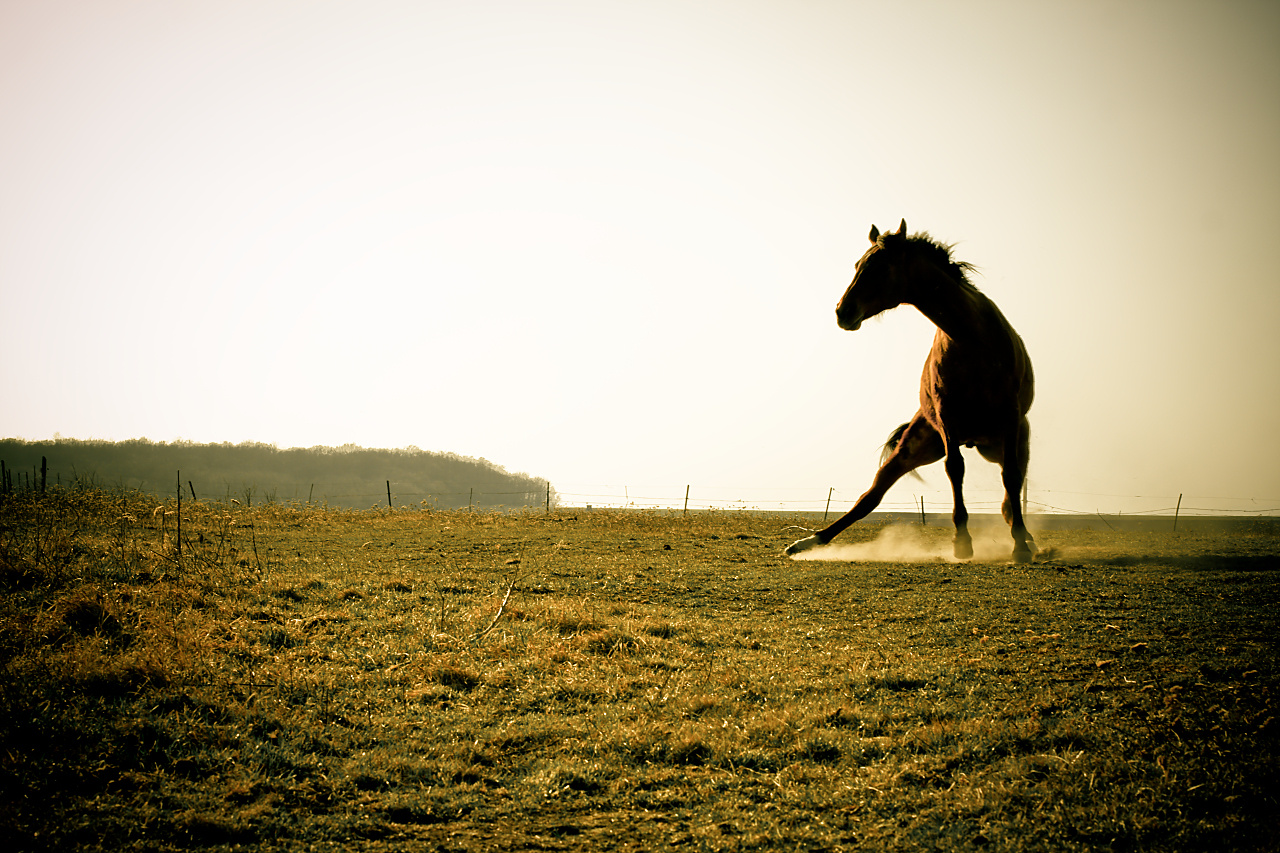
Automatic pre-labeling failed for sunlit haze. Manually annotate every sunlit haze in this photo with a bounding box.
[2,0,1278,517]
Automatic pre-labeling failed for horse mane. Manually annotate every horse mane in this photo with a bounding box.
[902,232,979,290]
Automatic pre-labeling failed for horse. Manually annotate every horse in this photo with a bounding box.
[786,220,1036,562]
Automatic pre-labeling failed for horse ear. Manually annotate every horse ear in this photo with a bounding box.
[869,225,880,243]
[896,219,907,236]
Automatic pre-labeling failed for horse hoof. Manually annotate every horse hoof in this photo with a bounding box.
[953,540,974,560]
[785,535,824,556]
[1012,547,1033,564]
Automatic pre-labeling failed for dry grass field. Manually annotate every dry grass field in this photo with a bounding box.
[1,489,1276,851]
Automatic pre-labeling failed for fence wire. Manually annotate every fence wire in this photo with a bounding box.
[11,474,1277,517]
[553,484,1280,517]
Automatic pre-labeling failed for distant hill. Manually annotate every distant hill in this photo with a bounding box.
[0,438,553,510]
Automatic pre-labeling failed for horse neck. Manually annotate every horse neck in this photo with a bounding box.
[904,264,992,343]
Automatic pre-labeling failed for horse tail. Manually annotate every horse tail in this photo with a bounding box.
[881,422,910,465]
[881,421,925,480]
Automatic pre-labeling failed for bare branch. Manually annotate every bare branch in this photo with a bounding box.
[472,574,518,642]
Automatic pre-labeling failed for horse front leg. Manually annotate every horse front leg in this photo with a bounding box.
[1001,494,1035,562]
[1001,420,1035,563]
[943,446,973,559]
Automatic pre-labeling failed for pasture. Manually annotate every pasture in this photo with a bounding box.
[1,490,1276,851]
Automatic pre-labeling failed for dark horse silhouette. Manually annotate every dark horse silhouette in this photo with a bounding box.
[786,220,1036,562]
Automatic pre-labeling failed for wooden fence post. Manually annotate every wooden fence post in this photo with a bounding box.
[684,485,690,515]
[189,480,197,501]
[546,481,551,513]
[1173,493,1183,531]
[824,487,833,522]
[387,480,393,508]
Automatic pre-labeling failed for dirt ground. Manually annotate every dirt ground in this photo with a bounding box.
[2,499,1277,851]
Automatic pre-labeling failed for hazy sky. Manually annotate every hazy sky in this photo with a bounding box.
[2,0,1278,516]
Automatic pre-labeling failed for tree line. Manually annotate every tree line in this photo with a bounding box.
[0,438,554,510]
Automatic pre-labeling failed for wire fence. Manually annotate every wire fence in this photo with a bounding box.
[9,467,1277,518]
[0,470,546,511]
[552,483,1280,518]
[192,485,547,510]
[148,482,1280,517]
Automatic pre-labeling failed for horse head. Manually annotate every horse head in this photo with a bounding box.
[835,219,908,331]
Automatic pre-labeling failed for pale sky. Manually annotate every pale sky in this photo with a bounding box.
[2,0,1278,516]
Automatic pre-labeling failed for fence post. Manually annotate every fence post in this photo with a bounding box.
[546,481,551,513]
[919,495,926,526]
[189,480,197,501]
[684,485,690,515]
[1173,493,1183,531]
[824,487,833,522]
[387,481,392,508]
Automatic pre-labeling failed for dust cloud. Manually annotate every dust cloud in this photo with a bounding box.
[790,523,1017,563]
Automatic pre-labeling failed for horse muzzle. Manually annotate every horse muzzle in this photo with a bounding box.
[836,312,863,331]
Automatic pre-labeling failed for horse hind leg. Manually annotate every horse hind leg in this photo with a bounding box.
[786,417,943,556]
